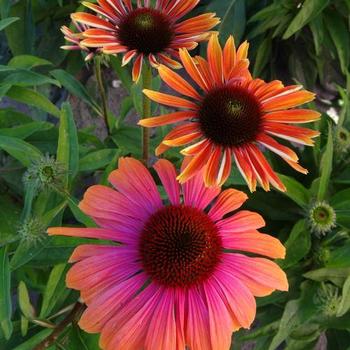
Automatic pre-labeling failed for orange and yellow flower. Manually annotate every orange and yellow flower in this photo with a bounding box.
[70,0,219,81]
[48,157,288,350]
[140,35,321,191]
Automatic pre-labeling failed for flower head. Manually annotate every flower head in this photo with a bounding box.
[70,0,219,81]
[309,201,336,236]
[140,35,321,191]
[48,157,288,350]
[18,217,46,245]
[23,155,66,193]
[61,21,98,61]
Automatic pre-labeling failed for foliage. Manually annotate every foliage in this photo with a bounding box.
[0,0,349,349]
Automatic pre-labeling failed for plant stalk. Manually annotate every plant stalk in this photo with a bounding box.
[94,56,109,134]
[142,64,152,166]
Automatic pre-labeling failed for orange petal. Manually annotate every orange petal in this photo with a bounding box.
[138,111,197,127]
[207,34,223,84]
[71,12,115,31]
[158,64,201,100]
[263,109,321,123]
[262,90,316,111]
[179,48,209,91]
[177,143,212,183]
[223,36,236,81]
[132,54,143,82]
[143,89,198,110]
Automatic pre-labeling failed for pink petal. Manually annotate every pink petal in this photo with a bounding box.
[181,161,220,210]
[214,267,256,329]
[217,210,265,233]
[185,287,211,350]
[100,284,162,350]
[224,253,289,295]
[208,188,248,221]
[79,273,147,333]
[145,288,177,350]
[202,280,234,349]
[221,231,286,259]
[153,159,180,205]
[108,157,162,215]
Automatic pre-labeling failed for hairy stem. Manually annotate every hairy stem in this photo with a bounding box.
[33,302,85,350]
[94,56,109,134]
[142,64,152,166]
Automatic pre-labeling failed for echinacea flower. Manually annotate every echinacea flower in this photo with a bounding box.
[61,21,98,61]
[70,0,219,81]
[48,157,288,350]
[140,35,321,191]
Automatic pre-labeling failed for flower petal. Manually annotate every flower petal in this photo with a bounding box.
[208,188,248,221]
[153,159,180,205]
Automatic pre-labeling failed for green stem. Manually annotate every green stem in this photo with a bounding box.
[142,64,152,166]
[94,56,109,134]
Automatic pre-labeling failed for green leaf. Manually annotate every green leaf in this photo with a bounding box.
[304,267,350,287]
[317,124,333,201]
[337,275,350,317]
[6,86,60,118]
[0,121,53,139]
[57,102,79,186]
[219,0,246,42]
[0,247,12,340]
[12,329,53,350]
[253,37,272,77]
[0,135,42,166]
[0,17,19,31]
[283,0,330,39]
[0,194,21,245]
[324,10,350,74]
[68,196,96,228]
[18,281,35,320]
[278,174,310,208]
[268,300,300,350]
[79,149,119,172]
[280,219,311,268]
[8,55,53,69]
[326,245,350,268]
[2,69,60,87]
[40,263,68,318]
[50,69,101,114]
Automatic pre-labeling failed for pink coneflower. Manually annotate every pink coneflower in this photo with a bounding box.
[70,0,220,81]
[48,157,288,350]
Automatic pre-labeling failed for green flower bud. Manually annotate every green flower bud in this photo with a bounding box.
[309,201,336,237]
[18,218,46,245]
[23,155,66,193]
[314,283,341,318]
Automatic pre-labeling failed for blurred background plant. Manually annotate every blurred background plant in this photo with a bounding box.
[0,0,349,349]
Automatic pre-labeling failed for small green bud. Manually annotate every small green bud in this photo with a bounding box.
[314,283,341,318]
[309,201,336,237]
[18,218,46,245]
[23,155,66,193]
[335,127,350,157]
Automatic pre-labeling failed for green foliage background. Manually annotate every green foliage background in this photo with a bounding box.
[0,0,350,349]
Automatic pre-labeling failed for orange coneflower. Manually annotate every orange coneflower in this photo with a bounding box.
[140,34,321,191]
[70,0,220,81]
[48,157,287,350]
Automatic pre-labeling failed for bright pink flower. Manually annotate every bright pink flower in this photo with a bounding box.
[48,157,288,350]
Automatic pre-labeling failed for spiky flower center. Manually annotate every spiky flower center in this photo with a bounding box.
[309,201,336,236]
[140,205,222,287]
[118,8,173,55]
[199,85,263,147]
